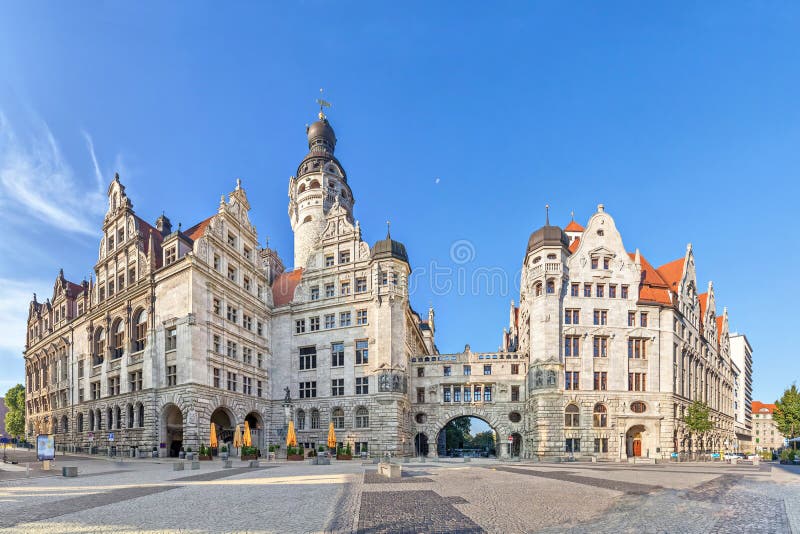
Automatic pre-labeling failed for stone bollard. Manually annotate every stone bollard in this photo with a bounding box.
[62,466,78,477]
[591,456,597,463]
[190,461,200,470]
[378,462,402,478]
[730,457,737,465]
[222,460,233,469]
[173,462,185,471]
[248,460,260,468]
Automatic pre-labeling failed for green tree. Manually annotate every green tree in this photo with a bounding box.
[466,430,495,450]
[443,417,472,451]
[774,384,800,449]
[4,384,25,438]
[684,401,712,451]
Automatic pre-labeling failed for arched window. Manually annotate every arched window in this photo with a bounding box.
[303,215,312,223]
[296,409,306,430]
[565,404,580,427]
[62,415,69,434]
[107,408,113,430]
[115,406,122,430]
[93,328,105,365]
[593,403,607,427]
[298,183,306,193]
[133,309,147,352]
[534,282,543,297]
[77,413,84,432]
[355,407,369,429]
[127,404,134,429]
[631,401,647,414]
[310,409,320,430]
[88,410,95,431]
[96,409,103,430]
[111,318,124,359]
[332,408,345,430]
[546,279,555,294]
[309,180,320,189]
[137,403,145,428]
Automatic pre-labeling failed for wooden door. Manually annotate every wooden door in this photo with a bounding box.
[633,439,642,457]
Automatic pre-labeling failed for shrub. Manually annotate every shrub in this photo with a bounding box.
[319,445,325,452]
[780,449,794,462]
[221,445,228,453]
[345,444,352,456]
[186,447,192,453]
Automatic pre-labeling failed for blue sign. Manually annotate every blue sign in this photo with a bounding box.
[670,452,679,458]
[711,453,721,459]
[108,432,115,442]
[36,434,55,461]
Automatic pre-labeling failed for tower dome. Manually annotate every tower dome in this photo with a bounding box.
[372,227,409,264]
[297,113,346,181]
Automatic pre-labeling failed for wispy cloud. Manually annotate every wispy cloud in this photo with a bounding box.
[0,277,47,390]
[0,112,107,236]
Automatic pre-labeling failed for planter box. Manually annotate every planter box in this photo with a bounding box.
[62,466,78,477]
[222,460,233,469]
[336,454,353,460]
[173,463,185,471]
[241,454,258,461]
[198,455,212,461]
[287,455,305,461]
[190,461,200,470]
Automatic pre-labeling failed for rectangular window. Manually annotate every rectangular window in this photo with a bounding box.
[339,250,350,264]
[356,309,368,325]
[243,276,251,291]
[227,372,237,392]
[325,255,334,267]
[309,316,320,331]
[593,336,608,358]
[244,348,253,366]
[310,286,320,300]
[213,254,221,271]
[165,327,177,351]
[341,281,351,296]
[628,311,635,327]
[243,376,252,394]
[325,284,335,298]
[91,381,100,400]
[511,363,520,375]
[299,346,317,370]
[227,265,237,282]
[417,387,425,403]
[463,365,471,376]
[355,339,369,364]
[213,368,220,388]
[417,367,424,377]
[443,365,452,376]
[453,387,461,402]
[299,381,316,398]
[584,284,592,297]
[566,438,581,453]
[339,311,351,327]
[609,284,617,298]
[324,314,335,329]
[621,285,629,299]
[257,321,263,336]
[484,385,492,402]
[571,283,579,297]
[356,277,367,293]
[226,305,238,323]
[227,233,237,248]
[483,364,492,375]
[356,376,369,395]
[257,380,262,397]
[628,372,647,391]
[443,388,451,402]
[565,371,579,390]
[166,365,177,386]
[331,342,345,367]
[226,340,238,359]
[593,310,608,325]
[295,319,305,334]
[128,371,142,392]
[565,309,580,324]
[640,313,648,327]
[591,257,598,269]
[565,336,580,357]
[108,280,115,297]
[593,371,607,391]
[464,388,472,402]
[331,378,344,396]
[603,257,610,270]
[257,352,263,368]
[628,338,647,359]
[511,385,520,401]
[108,376,120,396]
[594,438,608,453]
[213,297,221,316]
[596,284,604,298]
[165,247,177,266]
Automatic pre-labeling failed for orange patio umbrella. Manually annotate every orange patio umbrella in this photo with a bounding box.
[243,421,252,447]
[233,424,243,449]
[286,420,297,448]
[327,421,336,450]
[209,423,218,449]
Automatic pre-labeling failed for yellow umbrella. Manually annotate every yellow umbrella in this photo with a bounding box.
[233,424,243,449]
[209,423,218,449]
[243,421,252,447]
[327,421,336,449]
[286,420,297,448]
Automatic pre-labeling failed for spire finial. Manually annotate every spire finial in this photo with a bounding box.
[386,220,391,239]
[236,178,242,190]
[316,88,331,120]
[570,209,574,221]
[545,204,550,226]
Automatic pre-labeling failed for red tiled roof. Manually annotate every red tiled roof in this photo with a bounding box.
[657,257,685,289]
[272,269,303,306]
[639,286,672,305]
[565,220,584,232]
[185,215,214,241]
[627,252,672,305]
[698,293,708,316]
[752,401,775,414]
[628,253,669,287]
[716,315,724,342]
[568,237,581,253]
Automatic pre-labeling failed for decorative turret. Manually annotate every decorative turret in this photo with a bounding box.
[155,213,172,235]
[371,224,409,264]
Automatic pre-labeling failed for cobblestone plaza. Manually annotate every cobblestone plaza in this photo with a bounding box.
[1,454,798,533]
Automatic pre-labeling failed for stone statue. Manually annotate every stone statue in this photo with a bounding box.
[534,369,544,388]
[284,386,291,403]
[546,370,556,387]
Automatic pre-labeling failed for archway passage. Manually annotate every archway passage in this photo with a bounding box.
[436,416,497,458]
[414,432,429,456]
[245,411,264,449]
[162,405,183,458]
[510,432,522,457]
[626,424,646,457]
[211,407,235,451]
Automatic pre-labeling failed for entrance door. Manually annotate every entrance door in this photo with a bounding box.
[633,439,642,457]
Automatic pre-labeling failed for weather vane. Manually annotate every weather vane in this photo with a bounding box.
[316,88,331,120]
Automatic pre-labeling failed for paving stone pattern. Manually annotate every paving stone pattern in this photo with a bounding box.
[358,490,484,533]
[363,469,433,484]
[493,465,662,495]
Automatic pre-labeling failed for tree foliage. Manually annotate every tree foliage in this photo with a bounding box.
[774,384,800,441]
[4,384,25,438]
[684,401,712,435]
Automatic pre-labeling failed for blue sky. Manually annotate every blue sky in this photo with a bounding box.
[0,2,797,404]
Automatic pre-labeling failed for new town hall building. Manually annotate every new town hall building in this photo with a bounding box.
[23,110,752,460]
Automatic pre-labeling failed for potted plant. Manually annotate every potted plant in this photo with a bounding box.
[287,445,304,461]
[185,447,193,460]
[241,445,259,461]
[220,445,229,460]
[199,444,212,461]
[178,446,186,460]
[336,444,353,461]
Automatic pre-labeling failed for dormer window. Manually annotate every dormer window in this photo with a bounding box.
[165,246,177,266]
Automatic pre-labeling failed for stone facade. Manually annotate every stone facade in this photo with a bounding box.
[752,401,784,452]
[23,109,749,460]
